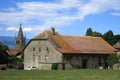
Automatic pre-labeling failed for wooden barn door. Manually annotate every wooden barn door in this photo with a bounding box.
[82,59,88,69]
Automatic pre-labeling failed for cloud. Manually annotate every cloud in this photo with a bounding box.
[110,12,120,16]
[3,7,16,12]
[23,26,46,32]
[23,27,32,32]
[6,26,48,32]
[6,27,18,31]
[1,0,120,34]
[6,27,32,32]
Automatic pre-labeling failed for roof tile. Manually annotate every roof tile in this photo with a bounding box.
[32,30,116,54]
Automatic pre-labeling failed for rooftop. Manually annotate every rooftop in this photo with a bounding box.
[32,29,116,54]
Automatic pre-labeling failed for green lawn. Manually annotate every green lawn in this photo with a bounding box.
[0,69,120,80]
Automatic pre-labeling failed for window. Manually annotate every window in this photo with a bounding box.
[16,40,19,44]
[39,48,41,52]
[46,47,49,53]
[33,55,35,62]
[38,55,41,60]
[33,47,35,51]
[45,55,48,61]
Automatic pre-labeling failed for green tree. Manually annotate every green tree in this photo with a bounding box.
[0,43,9,64]
[86,28,102,37]
[10,53,24,65]
[114,35,120,43]
[103,30,114,45]
[107,54,120,69]
[92,31,102,37]
[86,28,93,36]
[85,28,120,45]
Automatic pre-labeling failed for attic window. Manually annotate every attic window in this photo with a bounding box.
[46,47,49,53]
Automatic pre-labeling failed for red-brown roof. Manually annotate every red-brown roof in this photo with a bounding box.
[32,30,116,54]
[113,42,120,49]
[6,49,22,55]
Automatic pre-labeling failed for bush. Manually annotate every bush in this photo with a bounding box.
[52,63,58,70]
[107,54,120,69]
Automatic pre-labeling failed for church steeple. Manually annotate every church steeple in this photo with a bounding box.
[15,22,26,50]
[18,26,24,38]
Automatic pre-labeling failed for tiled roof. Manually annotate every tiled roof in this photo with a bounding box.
[32,30,116,54]
[113,42,120,49]
[6,49,22,55]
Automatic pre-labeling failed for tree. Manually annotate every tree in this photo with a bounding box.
[85,28,120,45]
[103,30,114,45]
[10,53,24,65]
[86,28,102,37]
[114,35,120,43]
[106,54,120,69]
[86,28,93,36]
[92,31,102,37]
[0,43,9,64]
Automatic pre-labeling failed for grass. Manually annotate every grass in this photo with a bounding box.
[0,69,120,80]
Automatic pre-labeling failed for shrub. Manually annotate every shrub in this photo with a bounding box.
[107,54,120,69]
[52,63,58,70]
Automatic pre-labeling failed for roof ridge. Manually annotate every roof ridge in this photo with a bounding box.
[61,35,102,39]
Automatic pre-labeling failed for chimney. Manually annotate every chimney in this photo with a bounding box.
[51,27,56,35]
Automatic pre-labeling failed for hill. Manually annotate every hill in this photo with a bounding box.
[0,36,29,49]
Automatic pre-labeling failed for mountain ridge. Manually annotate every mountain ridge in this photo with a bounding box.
[0,36,30,49]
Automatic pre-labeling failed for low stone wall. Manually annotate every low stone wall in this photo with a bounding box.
[113,63,120,69]
[0,64,7,70]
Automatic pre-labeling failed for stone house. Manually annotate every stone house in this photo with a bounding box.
[24,29,116,70]
[113,41,120,55]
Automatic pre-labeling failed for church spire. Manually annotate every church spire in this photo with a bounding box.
[15,21,26,50]
[17,20,23,38]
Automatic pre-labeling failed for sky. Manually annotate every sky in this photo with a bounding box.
[0,0,120,39]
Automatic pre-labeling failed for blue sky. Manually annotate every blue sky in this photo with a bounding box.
[0,0,120,39]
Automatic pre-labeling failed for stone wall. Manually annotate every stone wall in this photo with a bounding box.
[24,39,62,70]
[63,54,108,69]
[24,39,109,70]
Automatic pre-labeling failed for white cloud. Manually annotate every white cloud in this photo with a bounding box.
[6,27,18,31]
[23,27,32,32]
[77,0,120,19]
[1,0,120,34]
[110,12,120,16]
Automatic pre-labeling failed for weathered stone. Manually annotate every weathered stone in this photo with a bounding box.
[113,63,120,69]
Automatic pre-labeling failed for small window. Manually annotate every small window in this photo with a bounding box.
[16,40,19,44]
[33,55,35,62]
[45,55,48,61]
[33,47,35,51]
[39,48,41,52]
[46,47,49,53]
[38,55,41,60]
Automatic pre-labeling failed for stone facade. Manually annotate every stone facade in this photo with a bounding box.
[24,30,116,70]
[63,54,108,69]
[113,41,120,55]
[24,39,108,70]
[24,39,62,70]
